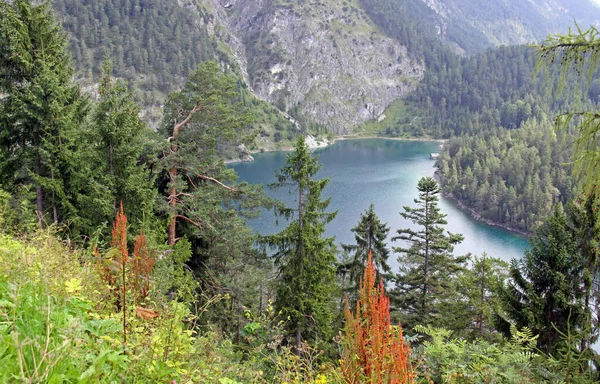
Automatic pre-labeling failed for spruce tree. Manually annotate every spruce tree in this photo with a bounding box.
[0,0,87,227]
[339,203,392,302]
[391,176,466,328]
[260,136,338,351]
[566,193,600,354]
[499,206,586,355]
[458,253,508,340]
[76,62,158,236]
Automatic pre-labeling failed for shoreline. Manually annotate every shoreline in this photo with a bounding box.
[441,191,531,238]
[228,134,530,240]
[225,134,447,164]
[333,134,448,144]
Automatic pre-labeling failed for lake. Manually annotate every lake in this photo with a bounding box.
[231,139,529,268]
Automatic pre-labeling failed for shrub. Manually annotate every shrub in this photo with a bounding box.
[340,251,413,383]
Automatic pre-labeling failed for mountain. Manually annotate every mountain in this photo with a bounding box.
[206,0,424,134]
[51,0,600,137]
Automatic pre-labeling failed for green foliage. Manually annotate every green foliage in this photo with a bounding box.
[0,278,128,382]
[437,120,575,233]
[76,62,159,237]
[52,0,219,97]
[157,61,274,336]
[458,253,509,340]
[260,136,338,348]
[159,60,256,243]
[392,176,467,329]
[0,227,275,383]
[499,206,587,355]
[236,81,300,152]
[338,203,392,303]
[536,24,600,197]
[566,193,600,354]
[414,325,543,383]
[0,0,89,228]
[0,187,37,234]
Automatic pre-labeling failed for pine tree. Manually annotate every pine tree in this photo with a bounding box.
[339,203,392,302]
[535,24,600,195]
[499,206,586,355]
[158,61,254,246]
[459,253,509,340]
[391,176,466,328]
[0,0,88,227]
[77,62,158,235]
[260,136,338,351]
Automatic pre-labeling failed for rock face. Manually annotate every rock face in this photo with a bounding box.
[207,0,424,134]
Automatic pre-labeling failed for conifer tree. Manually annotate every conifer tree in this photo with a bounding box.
[0,0,87,227]
[535,24,600,195]
[77,62,158,235]
[458,253,508,340]
[499,206,586,355]
[158,61,254,246]
[339,203,392,302]
[566,193,600,354]
[260,136,338,351]
[391,176,466,328]
[157,62,273,335]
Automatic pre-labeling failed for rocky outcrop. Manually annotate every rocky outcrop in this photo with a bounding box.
[206,0,424,135]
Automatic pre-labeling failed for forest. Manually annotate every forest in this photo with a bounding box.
[356,1,592,234]
[2,0,600,382]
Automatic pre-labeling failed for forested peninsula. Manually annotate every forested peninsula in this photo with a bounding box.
[2,0,600,383]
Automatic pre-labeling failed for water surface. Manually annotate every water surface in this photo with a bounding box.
[231,139,529,268]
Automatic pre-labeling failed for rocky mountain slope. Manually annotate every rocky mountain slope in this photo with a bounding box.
[206,0,423,134]
[51,0,600,137]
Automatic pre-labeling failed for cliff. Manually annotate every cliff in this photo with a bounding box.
[207,0,424,134]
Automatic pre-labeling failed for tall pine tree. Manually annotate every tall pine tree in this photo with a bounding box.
[0,0,87,227]
[76,62,158,236]
[158,61,254,246]
[566,193,600,355]
[391,176,466,328]
[260,136,338,351]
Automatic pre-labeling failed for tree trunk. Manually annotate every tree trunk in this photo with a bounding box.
[295,323,302,356]
[35,153,44,227]
[51,169,58,223]
[168,168,178,245]
[423,192,430,316]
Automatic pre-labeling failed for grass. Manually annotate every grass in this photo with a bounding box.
[353,99,410,137]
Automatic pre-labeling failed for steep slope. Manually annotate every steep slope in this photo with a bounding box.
[207,0,424,134]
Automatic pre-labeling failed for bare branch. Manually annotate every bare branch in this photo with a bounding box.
[185,173,197,190]
[185,169,239,193]
[172,102,202,138]
[173,214,203,230]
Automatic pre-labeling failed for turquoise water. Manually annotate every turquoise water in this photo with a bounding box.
[231,139,529,267]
